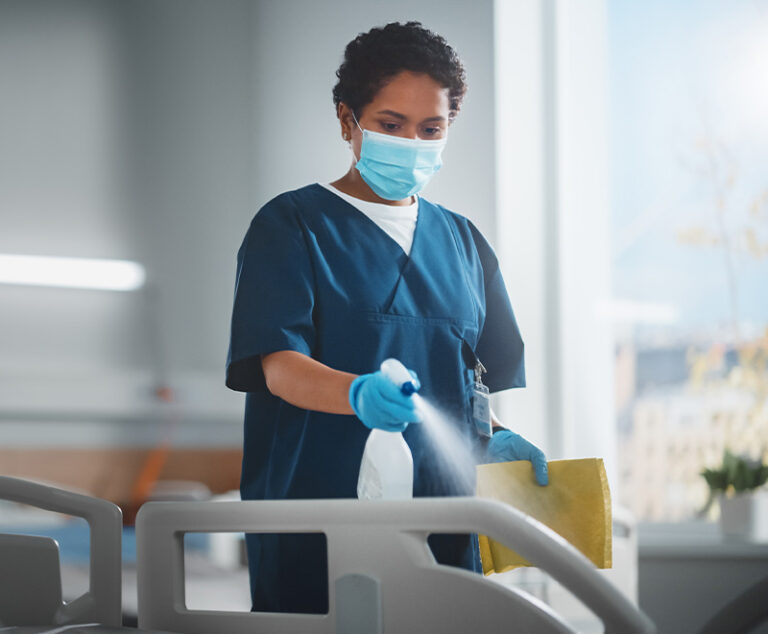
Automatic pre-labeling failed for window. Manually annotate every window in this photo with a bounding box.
[608,0,768,521]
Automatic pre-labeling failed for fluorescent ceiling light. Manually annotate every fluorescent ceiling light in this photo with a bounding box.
[0,254,146,291]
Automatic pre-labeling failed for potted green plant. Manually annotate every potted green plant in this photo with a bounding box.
[700,449,768,541]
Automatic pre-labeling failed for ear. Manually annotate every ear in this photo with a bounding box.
[338,102,353,140]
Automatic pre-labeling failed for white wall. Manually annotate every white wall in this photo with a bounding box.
[554,0,615,489]
[491,0,551,456]
[0,0,255,443]
[121,0,255,381]
[493,0,616,491]
[0,1,134,373]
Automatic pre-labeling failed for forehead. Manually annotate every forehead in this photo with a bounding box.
[364,71,450,119]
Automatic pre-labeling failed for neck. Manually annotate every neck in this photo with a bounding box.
[331,165,415,206]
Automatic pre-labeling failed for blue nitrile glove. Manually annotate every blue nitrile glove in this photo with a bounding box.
[349,368,422,432]
[486,430,549,486]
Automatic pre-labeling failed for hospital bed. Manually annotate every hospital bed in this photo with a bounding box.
[0,475,656,633]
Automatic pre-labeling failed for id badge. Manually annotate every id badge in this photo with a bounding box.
[473,384,492,438]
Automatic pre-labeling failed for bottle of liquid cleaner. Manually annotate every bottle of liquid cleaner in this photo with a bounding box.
[357,358,418,500]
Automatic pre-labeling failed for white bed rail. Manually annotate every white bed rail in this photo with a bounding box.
[0,476,122,628]
[136,496,656,634]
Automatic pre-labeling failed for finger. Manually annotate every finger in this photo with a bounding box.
[370,386,413,411]
[531,455,549,486]
[378,394,418,420]
[381,420,409,433]
[379,395,422,424]
[519,438,542,462]
[378,400,418,425]
[378,382,418,411]
[376,374,414,403]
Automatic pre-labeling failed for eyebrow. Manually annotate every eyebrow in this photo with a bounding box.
[375,109,446,123]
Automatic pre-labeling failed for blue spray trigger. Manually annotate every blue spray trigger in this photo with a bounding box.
[400,381,418,396]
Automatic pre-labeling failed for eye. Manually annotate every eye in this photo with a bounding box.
[381,121,400,132]
[420,126,446,139]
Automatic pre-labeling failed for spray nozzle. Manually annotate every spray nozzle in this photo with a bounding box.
[380,358,420,396]
[400,382,417,396]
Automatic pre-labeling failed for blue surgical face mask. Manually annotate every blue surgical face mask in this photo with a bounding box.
[351,112,447,201]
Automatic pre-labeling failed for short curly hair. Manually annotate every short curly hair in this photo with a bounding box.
[332,21,467,122]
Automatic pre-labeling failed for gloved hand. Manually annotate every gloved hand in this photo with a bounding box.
[349,368,422,432]
[486,429,549,486]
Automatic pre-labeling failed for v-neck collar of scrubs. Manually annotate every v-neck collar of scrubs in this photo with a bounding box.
[312,182,423,259]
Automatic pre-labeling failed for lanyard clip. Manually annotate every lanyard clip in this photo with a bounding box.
[474,359,487,386]
[472,358,491,438]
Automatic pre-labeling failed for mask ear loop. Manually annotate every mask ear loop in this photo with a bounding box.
[349,110,365,162]
[351,110,365,134]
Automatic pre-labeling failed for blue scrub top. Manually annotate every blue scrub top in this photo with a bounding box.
[226,183,525,613]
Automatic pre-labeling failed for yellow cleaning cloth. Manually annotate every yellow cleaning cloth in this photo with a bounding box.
[475,457,612,575]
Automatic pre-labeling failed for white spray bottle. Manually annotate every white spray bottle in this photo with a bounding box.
[357,358,418,500]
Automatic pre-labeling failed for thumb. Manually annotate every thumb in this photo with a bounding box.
[532,454,549,486]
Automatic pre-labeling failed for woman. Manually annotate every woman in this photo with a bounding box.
[226,21,549,614]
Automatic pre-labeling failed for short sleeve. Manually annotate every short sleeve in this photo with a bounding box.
[225,214,315,392]
[470,222,525,393]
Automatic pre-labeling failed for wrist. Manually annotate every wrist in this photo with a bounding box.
[348,376,361,412]
[348,373,368,419]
